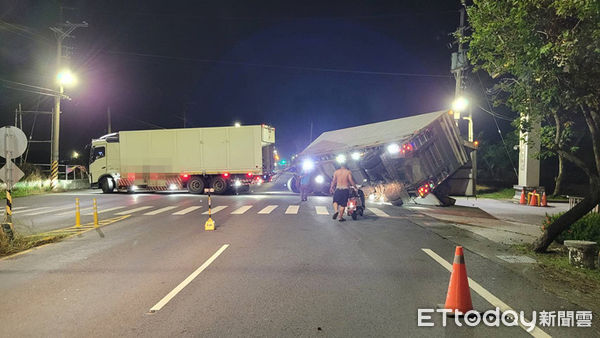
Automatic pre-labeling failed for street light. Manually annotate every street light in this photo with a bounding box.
[452,97,469,112]
[71,151,79,159]
[234,122,241,128]
[57,69,76,86]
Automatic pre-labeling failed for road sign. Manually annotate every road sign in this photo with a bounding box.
[0,126,27,159]
[0,162,24,184]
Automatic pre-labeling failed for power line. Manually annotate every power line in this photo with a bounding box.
[108,50,453,78]
[476,72,518,178]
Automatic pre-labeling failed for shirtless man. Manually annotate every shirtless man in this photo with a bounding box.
[329,163,356,221]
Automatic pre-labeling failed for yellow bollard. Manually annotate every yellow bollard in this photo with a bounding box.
[93,198,99,228]
[75,198,81,227]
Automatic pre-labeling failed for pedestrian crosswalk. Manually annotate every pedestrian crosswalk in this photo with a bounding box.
[5,202,393,218]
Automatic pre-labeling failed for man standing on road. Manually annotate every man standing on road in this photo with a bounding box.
[299,171,311,202]
[329,163,356,222]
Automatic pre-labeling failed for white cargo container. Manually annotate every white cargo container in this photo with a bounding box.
[89,124,276,194]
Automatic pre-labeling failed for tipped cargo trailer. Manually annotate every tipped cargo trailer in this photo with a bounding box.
[89,124,276,194]
[292,110,475,206]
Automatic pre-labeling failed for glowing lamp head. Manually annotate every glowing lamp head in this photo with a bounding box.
[315,175,325,184]
[452,97,469,112]
[57,69,76,86]
[473,140,479,147]
[169,184,178,190]
[351,152,361,161]
[336,154,346,164]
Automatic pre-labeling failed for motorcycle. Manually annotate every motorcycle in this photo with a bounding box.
[347,187,365,220]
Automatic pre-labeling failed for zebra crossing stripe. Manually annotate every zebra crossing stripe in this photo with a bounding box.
[368,207,390,217]
[285,205,299,214]
[144,206,178,215]
[11,207,51,214]
[231,206,253,214]
[258,205,278,214]
[202,206,227,215]
[115,206,153,215]
[25,206,76,216]
[85,206,126,215]
[315,206,329,215]
[172,206,202,215]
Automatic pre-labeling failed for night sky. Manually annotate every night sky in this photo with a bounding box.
[1,0,504,164]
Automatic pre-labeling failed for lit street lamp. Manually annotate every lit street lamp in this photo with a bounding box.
[51,69,77,187]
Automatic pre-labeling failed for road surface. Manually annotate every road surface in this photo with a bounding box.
[0,190,595,337]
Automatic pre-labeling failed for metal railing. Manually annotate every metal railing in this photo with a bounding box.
[28,163,89,181]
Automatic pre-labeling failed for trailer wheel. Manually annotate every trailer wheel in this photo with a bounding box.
[100,177,114,193]
[187,176,205,194]
[211,177,228,194]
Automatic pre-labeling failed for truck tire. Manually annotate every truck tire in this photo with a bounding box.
[101,177,114,193]
[211,177,228,194]
[187,176,205,194]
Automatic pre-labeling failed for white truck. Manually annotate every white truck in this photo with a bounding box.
[89,124,276,194]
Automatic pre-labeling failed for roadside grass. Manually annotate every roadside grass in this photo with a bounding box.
[513,243,600,300]
[0,231,70,257]
[477,187,515,200]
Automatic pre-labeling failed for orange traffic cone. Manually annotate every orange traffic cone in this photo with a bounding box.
[443,246,473,315]
[541,192,548,207]
[529,189,538,206]
[519,190,526,205]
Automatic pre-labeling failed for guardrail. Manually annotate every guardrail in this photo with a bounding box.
[29,163,88,181]
[568,196,600,213]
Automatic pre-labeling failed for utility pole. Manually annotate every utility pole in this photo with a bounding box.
[451,2,476,196]
[49,19,87,188]
[107,106,112,134]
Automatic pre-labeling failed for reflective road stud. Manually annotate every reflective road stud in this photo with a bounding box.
[204,188,215,231]
[75,198,81,227]
[93,198,99,228]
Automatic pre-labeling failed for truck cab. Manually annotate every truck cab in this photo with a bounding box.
[89,133,121,193]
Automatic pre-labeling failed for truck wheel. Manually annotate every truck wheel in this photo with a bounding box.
[187,176,205,194]
[101,177,114,193]
[211,177,228,194]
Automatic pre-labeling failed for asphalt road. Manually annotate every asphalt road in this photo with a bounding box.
[0,190,596,337]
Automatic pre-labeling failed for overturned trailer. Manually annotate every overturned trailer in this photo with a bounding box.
[291,110,476,206]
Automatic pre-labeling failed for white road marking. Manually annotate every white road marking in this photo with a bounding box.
[10,207,27,210]
[231,206,253,215]
[115,206,153,215]
[172,206,202,215]
[144,206,178,215]
[421,248,550,338]
[12,207,51,214]
[57,207,92,216]
[285,205,299,214]
[258,205,278,214]
[84,206,126,215]
[150,244,229,313]
[315,206,329,215]
[202,206,227,214]
[368,207,390,218]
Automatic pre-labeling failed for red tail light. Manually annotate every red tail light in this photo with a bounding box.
[418,184,430,197]
[180,173,190,179]
[247,172,253,177]
[222,173,230,178]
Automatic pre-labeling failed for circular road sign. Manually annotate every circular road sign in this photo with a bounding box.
[0,126,27,159]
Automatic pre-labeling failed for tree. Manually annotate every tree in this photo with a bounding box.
[466,0,600,252]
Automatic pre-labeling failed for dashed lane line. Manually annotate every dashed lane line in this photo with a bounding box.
[202,206,228,215]
[421,248,550,338]
[231,206,253,215]
[149,244,230,313]
[115,206,153,215]
[144,206,178,215]
[172,206,202,215]
[315,206,329,215]
[285,205,299,214]
[258,205,278,214]
[368,207,390,218]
